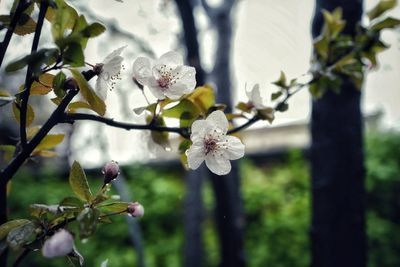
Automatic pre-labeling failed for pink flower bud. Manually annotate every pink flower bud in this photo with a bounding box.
[127,202,144,218]
[42,229,74,258]
[102,161,120,184]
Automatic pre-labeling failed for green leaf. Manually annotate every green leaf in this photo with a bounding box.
[70,69,106,116]
[30,73,55,95]
[147,116,169,148]
[51,0,78,41]
[63,42,84,67]
[367,0,397,20]
[69,161,93,202]
[35,134,64,151]
[0,219,31,240]
[186,85,215,114]
[68,101,92,113]
[15,14,36,36]
[98,202,130,213]
[275,103,289,112]
[0,145,16,161]
[6,221,36,249]
[258,107,275,123]
[236,102,251,113]
[12,103,35,127]
[6,48,59,76]
[163,99,200,127]
[59,197,84,208]
[322,8,346,38]
[77,208,99,239]
[53,71,67,98]
[82,23,106,38]
[272,71,288,89]
[371,17,400,30]
[314,35,329,60]
[271,91,283,101]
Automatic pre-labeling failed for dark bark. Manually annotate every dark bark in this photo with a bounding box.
[310,1,366,267]
[174,1,206,266]
[207,3,246,267]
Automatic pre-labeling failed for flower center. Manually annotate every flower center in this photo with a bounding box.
[204,137,218,155]
[157,64,179,90]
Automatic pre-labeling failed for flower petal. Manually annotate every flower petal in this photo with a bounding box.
[173,65,196,93]
[224,135,245,160]
[133,57,152,86]
[103,56,123,76]
[206,110,228,133]
[191,119,209,138]
[147,77,166,100]
[95,76,108,100]
[156,51,183,68]
[103,46,126,64]
[205,154,231,175]
[186,144,205,170]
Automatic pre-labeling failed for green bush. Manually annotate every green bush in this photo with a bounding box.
[7,131,400,266]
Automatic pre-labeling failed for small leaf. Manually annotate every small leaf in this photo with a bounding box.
[63,42,84,67]
[68,101,92,113]
[12,103,35,127]
[186,85,215,114]
[0,145,16,161]
[15,15,36,36]
[6,221,36,249]
[53,71,67,98]
[70,246,84,266]
[371,17,400,31]
[275,102,289,112]
[271,91,283,101]
[258,107,275,123]
[98,202,130,213]
[69,161,93,202]
[82,23,106,38]
[70,69,106,116]
[35,134,64,151]
[272,71,288,89]
[236,102,251,113]
[367,0,397,20]
[0,219,31,240]
[77,208,99,239]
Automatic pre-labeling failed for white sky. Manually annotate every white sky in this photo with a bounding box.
[1,0,399,166]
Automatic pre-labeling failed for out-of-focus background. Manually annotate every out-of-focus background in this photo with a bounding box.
[1,0,400,266]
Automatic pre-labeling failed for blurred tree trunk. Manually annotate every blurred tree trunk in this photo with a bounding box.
[175,0,246,266]
[174,1,206,267]
[202,1,246,267]
[310,1,366,267]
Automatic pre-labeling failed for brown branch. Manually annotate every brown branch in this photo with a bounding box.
[61,113,190,139]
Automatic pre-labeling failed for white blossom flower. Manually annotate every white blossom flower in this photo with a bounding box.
[127,202,145,217]
[246,83,266,109]
[132,51,196,100]
[42,229,74,258]
[95,46,126,100]
[186,110,245,176]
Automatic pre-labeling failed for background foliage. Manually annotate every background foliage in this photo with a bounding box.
[6,130,400,267]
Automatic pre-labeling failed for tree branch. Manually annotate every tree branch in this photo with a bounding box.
[19,2,49,147]
[61,113,190,139]
[0,88,79,187]
[0,0,31,67]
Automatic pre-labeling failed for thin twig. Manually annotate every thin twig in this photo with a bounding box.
[0,0,31,67]
[19,2,49,147]
[61,113,190,139]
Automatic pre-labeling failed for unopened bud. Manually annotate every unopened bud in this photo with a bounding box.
[42,229,74,258]
[127,202,144,218]
[102,161,120,184]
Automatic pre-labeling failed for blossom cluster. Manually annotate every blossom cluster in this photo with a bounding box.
[95,49,273,175]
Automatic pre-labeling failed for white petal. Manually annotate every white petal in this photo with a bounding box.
[103,46,126,64]
[174,65,196,92]
[133,57,152,86]
[205,154,231,175]
[186,145,205,170]
[95,76,108,100]
[190,119,208,138]
[163,83,187,99]
[156,51,183,67]
[103,56,123,76]
[206,110,228,133]
[147,77,166,100]
[224,135,245,160]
